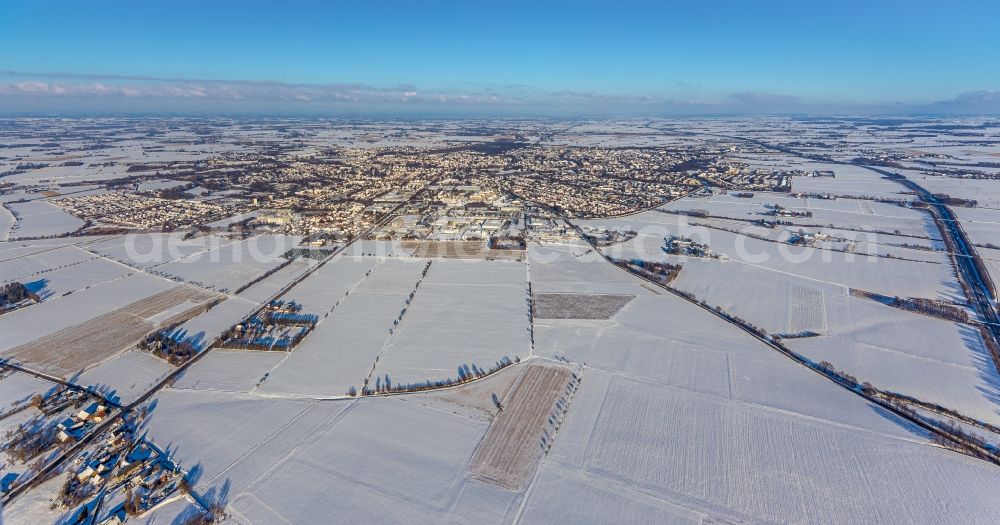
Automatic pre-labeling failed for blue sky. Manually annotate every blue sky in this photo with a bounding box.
[1,0,999,115]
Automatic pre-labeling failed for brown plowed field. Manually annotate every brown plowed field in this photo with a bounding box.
[468,363,571,490]
[401,240,522,260]
[4,285,219,375]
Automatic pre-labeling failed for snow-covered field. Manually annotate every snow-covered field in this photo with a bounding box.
[916,176,1000,209]
[0,244,97,283]
[981,247,1000,288]
[138,389,331,496]
[528,242,659,296]
[0,371,59,410]
[371,259,531,388]
[85,233,236,269]
[174,256,528,397]
[579,208,956,301]
[545,370,1000,524]
[579,209,1000,425]
[6,200,84,239]
[280,255,379,312]
[136,179,187,191]
[670,258,840,333]
[660,192,936,238]
[953,206,1000,246]
[790,163,911,200]
[795,331,995,410]
[530,276,1000,523]
[168,295,259,351]
[0,163,130,185]
[172,349,286,393]
[518,462,704,524]
[0,272,177,353]
[229,397,486,521]
[257,291,409,397]
[571,186,1000,426]
[256,258,427,396]
[233,257,316,303]
[3,257,134,301]
[141,389,513,524]
[671,256,1000,425]
[153,234,300,292]
[0,204,14,241]
[73,350,173,404]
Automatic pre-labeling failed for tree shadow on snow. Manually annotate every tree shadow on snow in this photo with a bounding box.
[23,278,51,300]
[867,403,934,440]
[959,323,1000,417]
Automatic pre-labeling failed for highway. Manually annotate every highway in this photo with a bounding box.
[561,213,1000,466]
[865,166,1000,361]
[689,131,1000,362]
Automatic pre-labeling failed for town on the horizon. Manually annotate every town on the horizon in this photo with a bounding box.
[3,1,1000,524]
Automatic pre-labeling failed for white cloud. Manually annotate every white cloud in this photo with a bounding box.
[934,90,1000,107]
[730,91,801,106]
[0,72,680,110]
[2,70,996,116]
